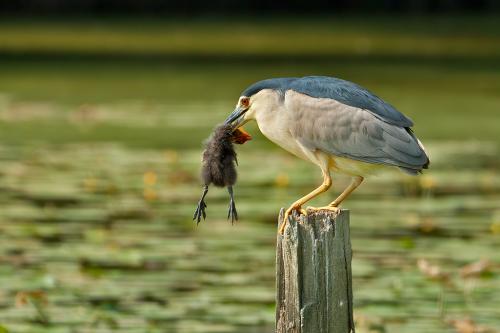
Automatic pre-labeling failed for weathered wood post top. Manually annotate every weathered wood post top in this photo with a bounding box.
[276,209,354,333]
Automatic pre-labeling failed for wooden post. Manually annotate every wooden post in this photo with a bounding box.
[276,209,355,333]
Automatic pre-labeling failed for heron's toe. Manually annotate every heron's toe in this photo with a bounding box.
[306,205,340,214]
[280,205,307,234]
[285,205,307,218]
[281,209,293,231]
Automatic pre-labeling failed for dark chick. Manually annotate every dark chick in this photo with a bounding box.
[193,124,251,224]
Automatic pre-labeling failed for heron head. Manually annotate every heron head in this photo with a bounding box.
[225,78,295,129]
[224,96,252,130]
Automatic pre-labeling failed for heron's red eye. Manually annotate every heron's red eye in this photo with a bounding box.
[241,98,249,108]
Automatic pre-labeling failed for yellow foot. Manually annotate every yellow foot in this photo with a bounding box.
[279,205,307,234]
[306,205,341,215]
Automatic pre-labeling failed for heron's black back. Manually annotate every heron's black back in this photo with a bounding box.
[241,76,414,127]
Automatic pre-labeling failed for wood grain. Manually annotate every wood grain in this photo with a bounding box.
[276,209,354,333]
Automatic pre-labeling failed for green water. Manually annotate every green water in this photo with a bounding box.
[0,17,499,333]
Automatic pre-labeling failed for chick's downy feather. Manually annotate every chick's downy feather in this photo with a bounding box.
[201,124,237,187]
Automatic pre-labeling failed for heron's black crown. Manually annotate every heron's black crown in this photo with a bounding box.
[241,78,297,98]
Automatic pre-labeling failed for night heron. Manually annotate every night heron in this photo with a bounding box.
[224,76,429,234]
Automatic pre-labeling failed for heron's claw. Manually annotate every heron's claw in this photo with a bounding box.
[279,204,307,234]
[227,186,238,224]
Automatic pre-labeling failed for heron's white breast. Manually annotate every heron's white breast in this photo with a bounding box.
[251,90,310,161]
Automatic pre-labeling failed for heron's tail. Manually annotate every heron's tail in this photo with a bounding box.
[399,166,425,175]
[400,129,430,175]
[415,136,430,170]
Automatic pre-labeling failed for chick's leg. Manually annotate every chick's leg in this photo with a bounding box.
[280,168,332,234]
[193,185,209,224]
[227,186,238,224]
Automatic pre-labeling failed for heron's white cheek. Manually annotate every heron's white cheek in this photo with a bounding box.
[244,107,257,120]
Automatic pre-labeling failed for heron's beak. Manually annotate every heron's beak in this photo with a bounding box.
[224,106,247,129]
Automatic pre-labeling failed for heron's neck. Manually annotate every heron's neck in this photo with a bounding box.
[247,90,310,161]
[255,102,295,154]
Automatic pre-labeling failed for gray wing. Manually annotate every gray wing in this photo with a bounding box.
[288,76,413,127]
[286,91,429,172]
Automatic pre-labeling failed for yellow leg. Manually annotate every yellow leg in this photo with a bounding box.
[307,176,364,213]
[279,168,332,234]
[330,176,363,207]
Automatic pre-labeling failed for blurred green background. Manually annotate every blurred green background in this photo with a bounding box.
[0,3,499,333]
